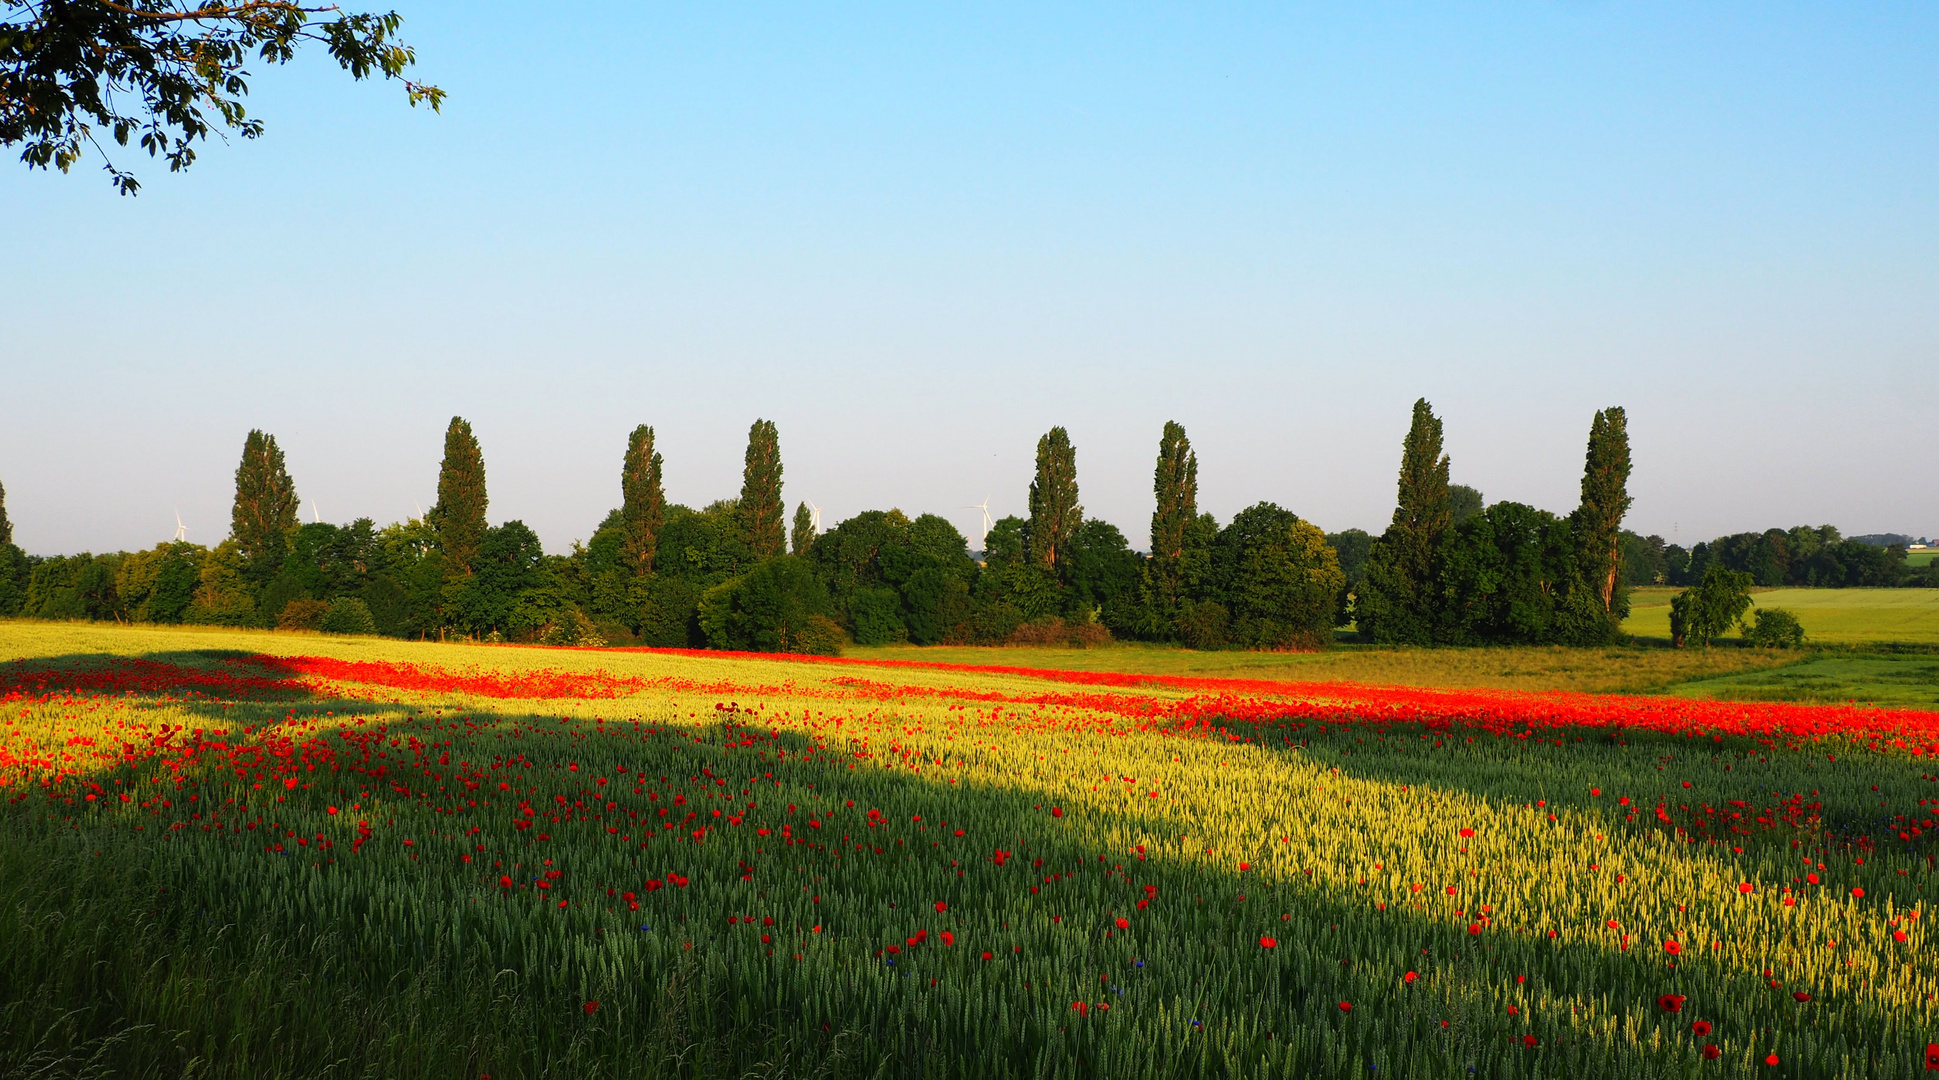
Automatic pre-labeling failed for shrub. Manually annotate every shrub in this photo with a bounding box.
[1005,617,1112,648]
[1669,565,1754,647]
[539,609,607,648]
[1744,607,1805,648]
[319,597,378,636]
[1175,599,1229,650]
[276,598,330,631]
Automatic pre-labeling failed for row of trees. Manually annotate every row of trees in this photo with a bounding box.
[1,407,1927,650]
[1623,526,1935,589]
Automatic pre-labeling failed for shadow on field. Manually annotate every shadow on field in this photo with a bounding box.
[0,655,1927,1079]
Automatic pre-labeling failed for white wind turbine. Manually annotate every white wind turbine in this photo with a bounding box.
[173,511,188,542]
[311,500,321,524]
[964,497,993,547]
[804,499,822,535]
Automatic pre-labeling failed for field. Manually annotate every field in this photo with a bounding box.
[1623,588,1939,647]
[3,622,1939,1078]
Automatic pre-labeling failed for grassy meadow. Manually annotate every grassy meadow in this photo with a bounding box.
[2,621,1937,1078]
[1623,587,1939,647]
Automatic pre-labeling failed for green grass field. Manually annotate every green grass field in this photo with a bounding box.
[1623,587,1939,646]
[2,622,1937,1078]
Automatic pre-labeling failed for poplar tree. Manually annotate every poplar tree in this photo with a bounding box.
[1147,421,1197,618]
[230,429,299,581]
[1354,399,1451,644]
[738,419,785,559]
[1571,406,1633,633]
[1027,426,1082,570]
[791,503,816,556]
[619,424,666,576]
[0,476,11,548]
[429,417,488,576]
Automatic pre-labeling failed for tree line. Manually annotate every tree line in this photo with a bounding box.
[0,405,1925,651]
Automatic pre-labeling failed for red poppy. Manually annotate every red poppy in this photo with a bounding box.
[941,931,955,946]
[1522,1035,1538,1048]
[1071,1001,1087,1016]
[1738,882,1753,894]
[1459,828,1475,838]
[1239,862,1250,871]
[1403,971,1418,984]
[1703,1045,1721,1060]
[1115,917,1129,930]
[1658,995,1685,1013]
[583,1001,599,1015]
[1468,923,1482,936]
[1764,1054,1780,1067]
[1896,930,1909,943]
[1260,936,1277,948]
[1338,1001,1352,1013]
[1792,992,1811,1003]
[981,951,993,960]
[1691,1021,1712,1036]
[1663,940,1683,956]
[499,875,513,889]
[1050,807,1063,818]
[1925,1043,1939,1070]
[1851,887,1865,899]
[934,901,947,913]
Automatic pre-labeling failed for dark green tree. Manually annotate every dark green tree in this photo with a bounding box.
[1063,519,1143,634]
[1354,399,1451,644]
[429,417,487,577]
[1433,502,1575,644]
[1449,484,1484,527]
[3,0,442,195]
[1146,421,1197,630]
[619,424,665,576]
[1569,406,1633,640]
[698,555,839,654]
[1026,426,1081,571]
[230,429,298,584]
[738,420,785,559]
[1209,503,1344,650]
[0,475,11,547]
[0,475,21,617]
[792,502,816,556]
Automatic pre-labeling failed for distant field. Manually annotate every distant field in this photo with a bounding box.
[1908,551,1937,567]
[846,640,1792,695]
[1624,586,1939,646]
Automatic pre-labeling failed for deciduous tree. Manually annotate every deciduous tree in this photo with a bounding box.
[429,417,486,577]
[619,425,665,576]
[1147,421,1196,624]
[1571,406,1632,635]
[1354,399,1450,644]
[2,0,442,194]
[1026,426,1081,571]
[791,502,815,556]
[738,420,785,559]
[230,429,297,583]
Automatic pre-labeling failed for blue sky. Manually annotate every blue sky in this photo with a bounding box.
[3,2,1934,555]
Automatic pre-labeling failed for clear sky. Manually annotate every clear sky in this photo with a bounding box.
[3,2,1934,556]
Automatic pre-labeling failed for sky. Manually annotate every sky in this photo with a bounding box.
[3,1,1935,556]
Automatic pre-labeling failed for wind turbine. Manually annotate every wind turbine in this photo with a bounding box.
[804,499,822,535]
[412,501,425,523]
[173,511,188,542]
[963,497,993,547]
[311,500,321,524]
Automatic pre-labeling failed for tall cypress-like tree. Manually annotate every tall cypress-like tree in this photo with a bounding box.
[1027,426,1082,570]
[1571,406,1633,632]
[0,475,11,548]
[791,502,815,556]
[230,429,299,581]
[1147,421,1197,616]
[739,419,785,558]
[429,417,488,576]
[1354,399,1451,644]
[619,424,666,576]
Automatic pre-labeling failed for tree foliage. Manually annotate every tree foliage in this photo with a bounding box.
[699,555,839,655]
[2,0,442,194]
[1669,565,1755,648]
[738,420,785,559]
[1570,406,1633,638]
[429,417,486,577]
[1146,421,1196,623]
[791,502,815,557]
[619,425,665,577]
[1026,427,1081,571]
[1209,503,1343,650]
[230,429,297,583]
[1355,399,1451,644]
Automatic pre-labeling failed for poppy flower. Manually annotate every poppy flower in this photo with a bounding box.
[1239,862,1250,871]
[1522,1035,1538,1048]
[1459,828,1475,838]
[499,875,513,889]
[1851,887,1865,899]
[1050,807,1063,818]
[1260,936,1277,948]
[1691,1021,1712,1036]
[1468,923,1482,936]
[1703,1045,1721,1060]
[1895,930,1909,943]
[941,931,955,946]
[1738,882,1754,894]
[1403,971,1418,984]
[1663,940,1683,956]
[1071,1001,1087,1016]
[1657,995,1685,1013]
[981,951,993,960]
[1338,1001,1352,1012]
[1924,1043,1939,1070]
[1764,1053,1780,1066]
[1115,918,1129,930]
[583,1001,599,1015]
[1792,992,1810,1003]
[934,901,947,913]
